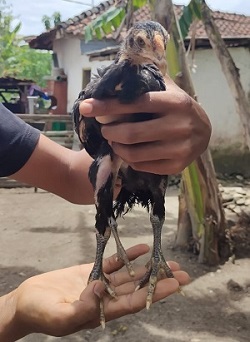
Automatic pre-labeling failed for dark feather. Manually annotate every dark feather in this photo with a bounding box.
[72,20,168,216]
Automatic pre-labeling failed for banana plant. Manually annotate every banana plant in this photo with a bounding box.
[83,0,228,264]
[153,0,227,265]
[84,0,147,41]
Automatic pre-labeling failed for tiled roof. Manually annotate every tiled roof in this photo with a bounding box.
[29,1,250,50]
[191,10,250,39]
[64,0,115,35]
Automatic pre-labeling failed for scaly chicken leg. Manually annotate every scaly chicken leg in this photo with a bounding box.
[135,178,174,309]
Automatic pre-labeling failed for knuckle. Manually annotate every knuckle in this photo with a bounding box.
[168,161,185,175]
[181,114,196,137]
[129,162,143,172]
[133,93,149,111]
[121,128,136,144]
[172,140,192,162]
[111,127,136,145]
[180,142,192,159]
[172,91,193,114]
[116,146,137,163]
[125,149,137,163]
[179,92,193,109]
[101,99,111,114]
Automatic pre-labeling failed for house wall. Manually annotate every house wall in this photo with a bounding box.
[189,46,250,150]
[53,37,112,113]
[189,46,250,176]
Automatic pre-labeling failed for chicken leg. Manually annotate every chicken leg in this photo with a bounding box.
[135,179,174,309]
[88,150,134,327]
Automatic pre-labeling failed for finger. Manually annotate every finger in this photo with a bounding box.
[129,159,190,175]
[109,266,148,288]
[103,244,150,274]
[104,278,180,322]
[79,90,191,117]
[101,115,191,145]
[109,261,181,287]
[101,118,164,144]
[166,261,181,272]
[115,270,190,296]
[111,139,193,165]
[174,270,190,286]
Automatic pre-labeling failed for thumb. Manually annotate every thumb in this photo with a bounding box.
[79,280,105,301]
[68,280,105,328]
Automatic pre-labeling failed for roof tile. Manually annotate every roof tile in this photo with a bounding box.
[64,3,250,39]
[29,1,250,50]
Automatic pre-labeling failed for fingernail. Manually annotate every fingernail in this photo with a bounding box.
[80,101,93,114]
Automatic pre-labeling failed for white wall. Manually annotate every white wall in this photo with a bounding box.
[53,37,112,112]
[54,37,250,151]
[189,47,250,150]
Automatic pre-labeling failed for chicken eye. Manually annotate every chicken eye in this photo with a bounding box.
[137,37,145,47]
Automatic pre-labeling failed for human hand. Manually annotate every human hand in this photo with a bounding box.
[6,244,189,339]
[79,77,211,175]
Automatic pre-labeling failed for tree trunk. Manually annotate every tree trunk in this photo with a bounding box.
[153,0,227,265]
[201,0,250,149]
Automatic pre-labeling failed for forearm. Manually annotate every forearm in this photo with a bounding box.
[0,291,24,342]
[11,134,95,205]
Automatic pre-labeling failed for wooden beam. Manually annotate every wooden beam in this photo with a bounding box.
[16,114,72,122]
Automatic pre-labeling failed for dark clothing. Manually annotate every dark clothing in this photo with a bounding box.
[0,103,40,177]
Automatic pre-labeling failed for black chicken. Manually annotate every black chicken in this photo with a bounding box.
[73,20,175,327]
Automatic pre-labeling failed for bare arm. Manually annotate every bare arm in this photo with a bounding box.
[10,134,95,205]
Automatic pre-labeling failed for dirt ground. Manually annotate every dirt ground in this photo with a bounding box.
[0,187,250,342]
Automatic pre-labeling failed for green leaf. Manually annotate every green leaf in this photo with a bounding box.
[178,0,202,39]
[184,5,193,24]
[112,8,125,28]
[84,25,93,43]
[179,16,190,39]
[190,0,202,19]
[166,36,180,79]
[105,6,124,22]
[84,6,125,41]
[179,5,192,38]
[182,162,205,237]
[91,16,105,30]
[102,21,113,35]
[133,0,147,10]
[11,22,21,35]
[95,27,102,40]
